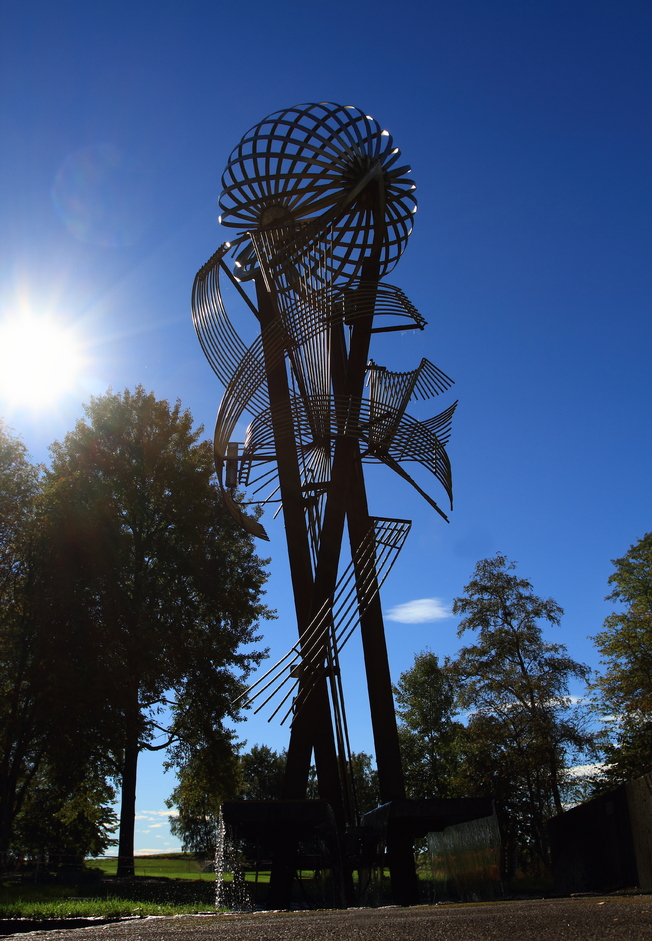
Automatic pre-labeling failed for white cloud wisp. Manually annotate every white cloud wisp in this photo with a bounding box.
[385,597,451,624]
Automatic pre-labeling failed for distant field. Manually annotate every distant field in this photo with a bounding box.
[90,855,216,881]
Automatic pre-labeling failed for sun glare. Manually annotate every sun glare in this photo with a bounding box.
[0,313,83,409]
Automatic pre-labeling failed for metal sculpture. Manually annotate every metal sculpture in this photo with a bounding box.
[192,102,456,905]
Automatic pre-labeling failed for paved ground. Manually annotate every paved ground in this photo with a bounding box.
[2,896,651,941]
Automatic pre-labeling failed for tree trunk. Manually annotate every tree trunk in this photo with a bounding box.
[117,733,139,877]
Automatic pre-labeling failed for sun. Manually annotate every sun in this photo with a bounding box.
[0,313,84,409]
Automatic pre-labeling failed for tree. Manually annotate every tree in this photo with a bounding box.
[304,751,379,817]
[11,763,117,865]
[0,422,120,869]
[167,741,380,851]
[452,554,593,874]
[240,745,287,800]
[394,651,465,799]
[348,752,379,816]
[166,734,241,856]
[591,533,652,783]
[166,743,286,855]
[0,422,45,864]
[0,421,41,603]
[44,387,271,875]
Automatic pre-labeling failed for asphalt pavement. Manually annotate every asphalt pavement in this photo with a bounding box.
[2,896,652,941]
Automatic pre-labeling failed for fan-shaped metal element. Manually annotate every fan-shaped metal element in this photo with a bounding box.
[234,517,411,724]
[237,393,456,521]
[219,102,417,287]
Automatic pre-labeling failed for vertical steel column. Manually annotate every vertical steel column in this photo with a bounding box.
[256,273,348,908]
[254,275,344,817]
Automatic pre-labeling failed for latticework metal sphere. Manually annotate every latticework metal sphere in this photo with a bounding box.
[219,102,417,285]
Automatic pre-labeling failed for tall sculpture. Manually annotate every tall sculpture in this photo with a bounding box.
[192,102,456,904]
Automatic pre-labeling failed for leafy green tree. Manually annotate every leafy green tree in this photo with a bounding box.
[452,554,593,873]
[304,751,379,817]
[0,421,41,602]
[0,422,45,864]
[240,744,287,800]
[44,387,271,875]
[591,533,652,783]
[167,740,380,851]
[166,734,241,856]
[0,422,124,869]
[10,763,117,865]
[394,651,465,799]
[348,751,379,816]
[166,743,286,854]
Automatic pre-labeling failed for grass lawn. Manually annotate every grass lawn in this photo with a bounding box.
[90,854,216,881]
[0,856,282,917]
[0,856,401,916]
[0,854,221,917]
[90,856,274,883]
[0,894,217,919]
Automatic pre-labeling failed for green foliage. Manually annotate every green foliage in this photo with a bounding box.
[44,387,270,731]
[394,651,465,799]
[348,752,379,815]
[304,752,379,815]
[166,743,287,853]
[0,423,49,862]
[240,744,286,800]
[0,422,120,868]
[0,421,41,603]
[13,387,270,872]
[166,732,241,856]
[591,532,652,784]
[166,740,380,848]
[11,767,117,863]
[452,554,593,873]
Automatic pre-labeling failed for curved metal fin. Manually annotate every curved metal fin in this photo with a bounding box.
[234,517,410,721]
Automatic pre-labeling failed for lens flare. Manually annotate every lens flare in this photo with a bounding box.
[0,314,83,408]
[52,144,151,247]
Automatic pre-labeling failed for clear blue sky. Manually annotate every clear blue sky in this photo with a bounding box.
[1,0,650,853]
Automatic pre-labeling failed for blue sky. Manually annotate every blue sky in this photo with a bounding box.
[1,0,650,853]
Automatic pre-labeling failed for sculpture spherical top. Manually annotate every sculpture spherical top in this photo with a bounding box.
[219,102,417,286]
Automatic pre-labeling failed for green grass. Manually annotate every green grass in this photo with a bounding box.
[0,857,279,918]
[0,856,221,918]
[0,897,218,919]
[89,856,276,884]
[0,855,336,916]
[89,855,216,881]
